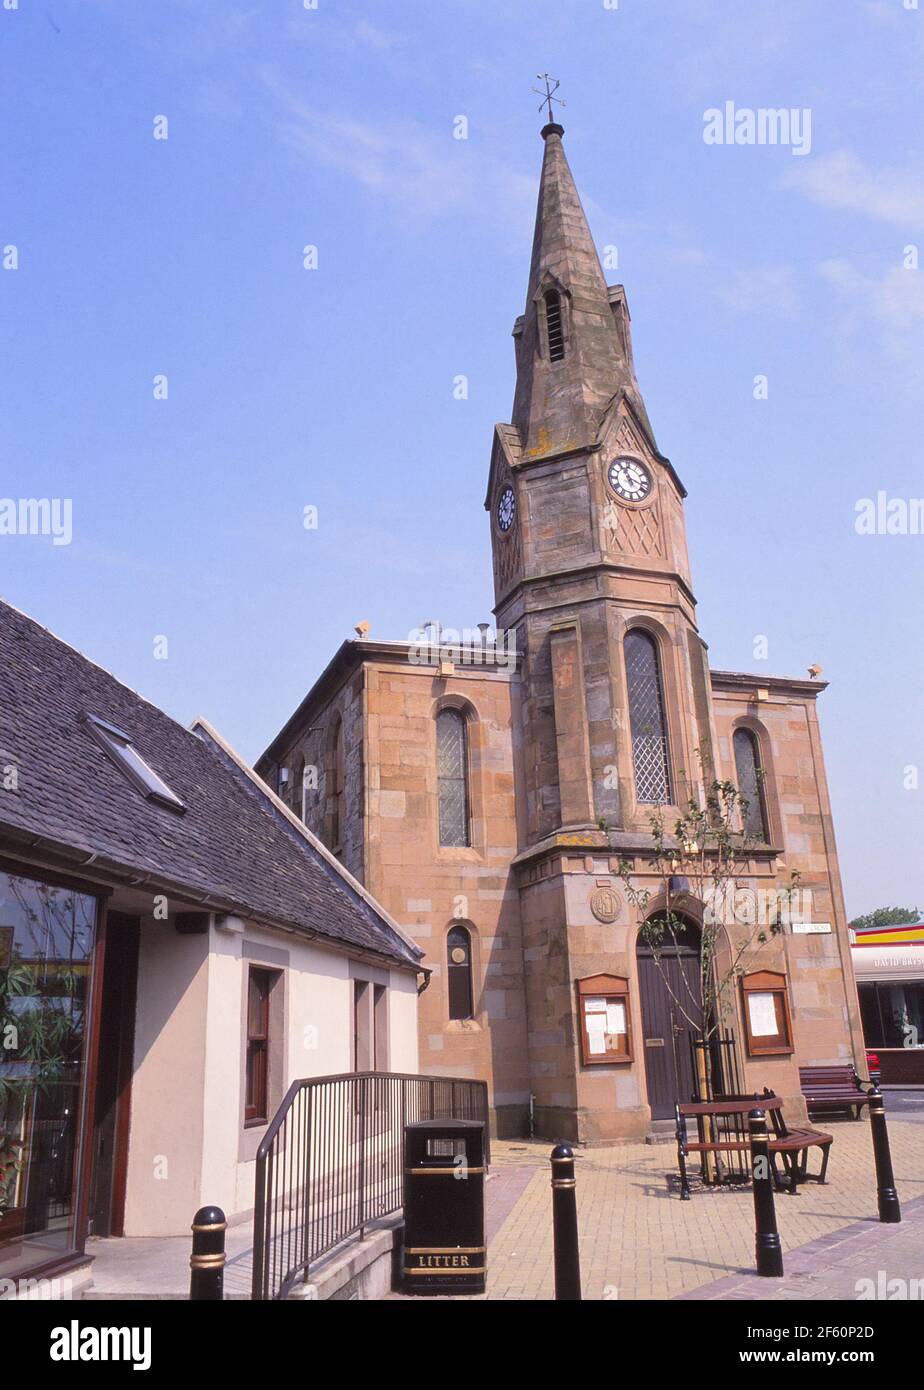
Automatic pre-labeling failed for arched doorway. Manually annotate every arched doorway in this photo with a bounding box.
[637,915,703,1119]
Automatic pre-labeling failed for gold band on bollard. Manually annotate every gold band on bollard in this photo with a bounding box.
[190,1252,227,1270]
[191,1220,228,1233]
[551,1178,576,1189]
[404,1166,485,1176]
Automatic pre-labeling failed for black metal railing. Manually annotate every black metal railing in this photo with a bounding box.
[251,1071,490,1300]
[689,1027,741,1100]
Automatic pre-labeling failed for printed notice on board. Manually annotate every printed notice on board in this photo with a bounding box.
[606,1001,626,1035]
[586,1010,607,1054]
[748,991,778,1037]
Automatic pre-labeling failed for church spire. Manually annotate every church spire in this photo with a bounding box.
[511,122,654,457]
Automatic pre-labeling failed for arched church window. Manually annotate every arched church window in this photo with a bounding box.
[294,754,306,821]
[328,716,344,853]
[733,728,769,842]
[436,708,470,847]
[447,925,474,1020]
[624,629,672,804]
[544,289,565,361]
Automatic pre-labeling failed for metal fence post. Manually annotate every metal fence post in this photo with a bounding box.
[868,1085,901,1223]
[190,1205,226,1300]
[358,1075,367,1238]
[550,1144,582,1300]
[749,1109,783,1277]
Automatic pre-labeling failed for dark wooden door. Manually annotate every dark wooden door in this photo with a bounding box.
[89,913,139,1237]
[637,941,701,1120]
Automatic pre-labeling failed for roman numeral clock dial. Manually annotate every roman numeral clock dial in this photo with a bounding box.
[496,485,516,533]
[608,456,652,503]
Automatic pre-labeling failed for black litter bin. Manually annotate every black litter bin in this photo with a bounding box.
[402,1119,486,1295]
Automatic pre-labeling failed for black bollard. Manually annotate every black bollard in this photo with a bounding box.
[868,1086,901,1224]
[550,1144,582,1301]
[189,1205,227,1300]
[749,1109,784,1278]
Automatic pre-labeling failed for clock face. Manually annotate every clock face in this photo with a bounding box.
[496,485,516,533]
[608,456,652,503]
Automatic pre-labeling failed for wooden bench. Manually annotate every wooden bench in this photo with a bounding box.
[799,1064,869,1119]
[675,1094,833,1200]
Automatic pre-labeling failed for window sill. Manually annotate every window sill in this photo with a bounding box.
[446,1018,482,1034]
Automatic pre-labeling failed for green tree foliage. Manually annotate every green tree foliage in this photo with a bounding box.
[849,905,920,932]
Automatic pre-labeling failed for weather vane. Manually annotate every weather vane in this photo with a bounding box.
[532,73,565,124]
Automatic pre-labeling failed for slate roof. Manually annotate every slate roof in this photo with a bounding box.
[0,599,421,970]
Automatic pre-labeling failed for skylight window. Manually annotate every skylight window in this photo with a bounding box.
[84,714,185,812]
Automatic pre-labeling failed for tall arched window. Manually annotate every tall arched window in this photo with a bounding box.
[733,728,769,841]
[447,925,474,1020]
[624,629,672,804]
[436,708,470,847]
[544,289,565,361]
[328,716,344,853]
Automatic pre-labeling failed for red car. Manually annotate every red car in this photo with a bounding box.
[866,1050,882,1086]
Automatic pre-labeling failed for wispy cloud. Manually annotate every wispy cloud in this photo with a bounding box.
[713,264,799,317]
[353,19,404,52]
[782,150,924,229]
[819,257,924,333]
[261,70,535,232]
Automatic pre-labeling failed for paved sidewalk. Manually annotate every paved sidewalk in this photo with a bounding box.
[480,1117,924,1300]
[681,1194,924,1300]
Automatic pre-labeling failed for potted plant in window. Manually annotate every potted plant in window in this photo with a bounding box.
[0,1133,25,1241]
[0,939,78,1247]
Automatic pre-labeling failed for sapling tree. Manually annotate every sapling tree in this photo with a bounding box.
[616,752,801,1099]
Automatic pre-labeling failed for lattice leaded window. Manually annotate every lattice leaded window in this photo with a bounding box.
[437,709,470,847]
[624,629,672,804]
[733,728,769,841]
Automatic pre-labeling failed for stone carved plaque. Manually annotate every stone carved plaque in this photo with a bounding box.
[590,886,623,924]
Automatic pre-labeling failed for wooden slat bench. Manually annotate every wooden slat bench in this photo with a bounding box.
[675,1094,833,1200]
[799,1064,869,1119]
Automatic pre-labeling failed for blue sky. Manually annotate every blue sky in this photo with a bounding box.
[2,0,922,917]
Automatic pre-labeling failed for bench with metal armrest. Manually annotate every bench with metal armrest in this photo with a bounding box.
[674,1092,833,1200]
[799,1064,869,1119]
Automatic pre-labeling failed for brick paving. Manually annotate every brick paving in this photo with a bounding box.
[478,1116,924,1301]
[680,1193,924,1300]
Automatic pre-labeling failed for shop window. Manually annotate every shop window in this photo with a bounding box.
[0,870,97,1278]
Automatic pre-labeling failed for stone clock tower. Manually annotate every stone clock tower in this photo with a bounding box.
[261,115,865,1149]
[486,121,721,1140]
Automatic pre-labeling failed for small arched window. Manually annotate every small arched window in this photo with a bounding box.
[544,289,565,361]
[733,728,769,841]
[624,629,672,804]
[294,754,306,822]
[447,925,474,1020]
[436,709,470,847]
[328,716,344,852]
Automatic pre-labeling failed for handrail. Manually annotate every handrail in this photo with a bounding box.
[252,1071,490,1299]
